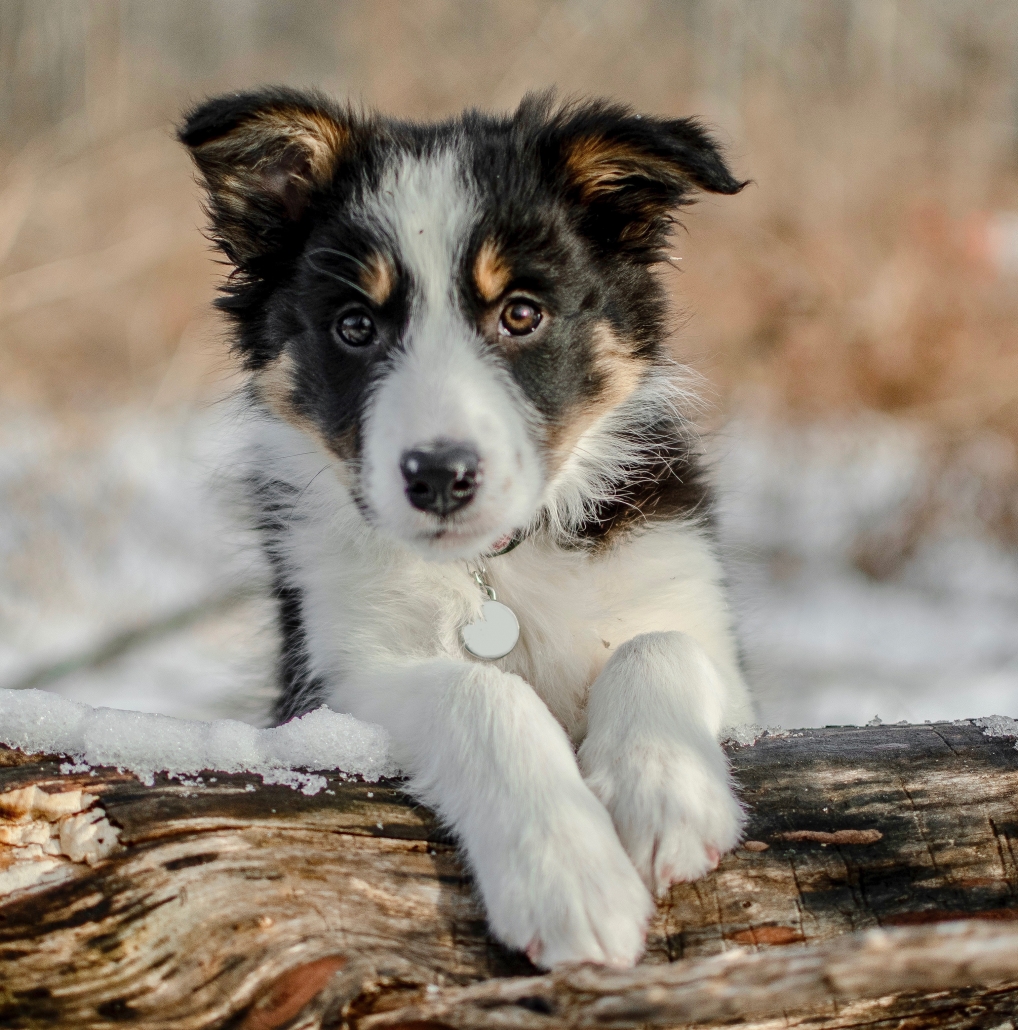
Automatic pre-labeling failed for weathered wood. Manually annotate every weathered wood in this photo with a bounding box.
[1,721,1016,1029]
[358,921,1018,1029]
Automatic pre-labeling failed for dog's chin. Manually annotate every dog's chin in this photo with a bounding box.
[373,506,528,561]
[403,523,516,562]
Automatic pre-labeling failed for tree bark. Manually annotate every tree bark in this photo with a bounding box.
[1,720,1017,1029]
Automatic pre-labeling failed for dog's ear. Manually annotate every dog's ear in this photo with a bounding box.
[531,96,747,254]
[179,87,350,267]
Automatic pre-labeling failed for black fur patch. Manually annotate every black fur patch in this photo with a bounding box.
[248,475,328,723]
[576,424,714,548]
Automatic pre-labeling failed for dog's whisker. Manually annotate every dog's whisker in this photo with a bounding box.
[285,463,334,526]
[220,451,322,470]
[303,256,376,301]
[307,246,372,272]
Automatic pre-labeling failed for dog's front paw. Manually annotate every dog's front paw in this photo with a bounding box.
[472,786,654,970]
[580,737,744,897]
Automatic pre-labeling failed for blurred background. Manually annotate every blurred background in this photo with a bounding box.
[2,0,1017,728]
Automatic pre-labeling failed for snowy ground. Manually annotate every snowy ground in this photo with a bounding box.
[714,417,1018,725]
[1,405,1016,729]
[0,402,277,724]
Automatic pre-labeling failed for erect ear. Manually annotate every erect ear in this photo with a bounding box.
[531,96,747,254]
[178,87,350,267]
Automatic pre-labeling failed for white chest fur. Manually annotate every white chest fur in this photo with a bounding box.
[481,527,749,738]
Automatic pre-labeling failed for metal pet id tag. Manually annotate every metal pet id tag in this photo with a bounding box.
[461,599,520,660]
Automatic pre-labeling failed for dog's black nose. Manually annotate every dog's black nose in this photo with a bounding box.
[400,442,480,516]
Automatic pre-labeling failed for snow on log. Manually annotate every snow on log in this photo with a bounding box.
[0,711,1016,1029]
[0,687,396,788]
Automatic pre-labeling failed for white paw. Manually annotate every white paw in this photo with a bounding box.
[580,737,744,897]
[470,784,654,970]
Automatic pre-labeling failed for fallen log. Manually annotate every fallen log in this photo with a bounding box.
[1,720,1017,1029]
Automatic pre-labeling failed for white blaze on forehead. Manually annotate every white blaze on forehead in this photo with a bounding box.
[363,148,476,308]
[362,146,495,446]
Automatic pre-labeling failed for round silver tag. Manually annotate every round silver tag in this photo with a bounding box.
[461,600,520,660]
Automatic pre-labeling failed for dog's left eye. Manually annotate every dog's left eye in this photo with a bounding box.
[499,300,542,337]
[333,309,376,349]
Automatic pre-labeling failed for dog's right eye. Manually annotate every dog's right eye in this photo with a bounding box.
[332,309,376,349]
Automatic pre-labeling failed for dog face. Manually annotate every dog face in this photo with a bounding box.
[180,88,743,558]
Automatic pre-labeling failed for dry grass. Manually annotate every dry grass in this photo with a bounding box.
[680,105,1018,437]
[0,125,226,409]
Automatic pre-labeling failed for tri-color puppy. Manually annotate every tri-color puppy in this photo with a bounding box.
[180,87,753,969]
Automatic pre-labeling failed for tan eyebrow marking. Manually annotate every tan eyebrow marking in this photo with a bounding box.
[359,252,395,306]
[473,239,512,303]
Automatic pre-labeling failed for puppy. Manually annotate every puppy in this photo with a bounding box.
[179,88,753,969]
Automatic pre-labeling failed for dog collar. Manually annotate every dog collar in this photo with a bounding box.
[484,529,525,558]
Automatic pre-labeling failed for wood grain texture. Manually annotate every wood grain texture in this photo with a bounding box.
[1,721,1016,1029]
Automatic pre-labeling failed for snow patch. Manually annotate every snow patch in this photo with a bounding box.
[974,714,1018,740]
[722,724,789,746]
[0,689,397,790]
